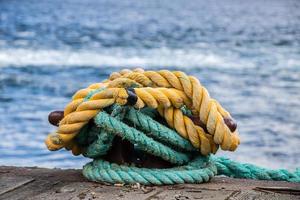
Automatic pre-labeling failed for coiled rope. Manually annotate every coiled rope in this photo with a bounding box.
[45,68,300,185]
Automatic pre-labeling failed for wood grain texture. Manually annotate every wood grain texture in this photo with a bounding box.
[0,166,299,200]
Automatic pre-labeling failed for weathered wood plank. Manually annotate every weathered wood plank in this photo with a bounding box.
[0,176,35,195]
[0,166,299,200]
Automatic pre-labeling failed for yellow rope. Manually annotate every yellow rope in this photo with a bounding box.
[45,68,240,156]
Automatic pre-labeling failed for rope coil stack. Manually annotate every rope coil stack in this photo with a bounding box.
[45,68,300,185]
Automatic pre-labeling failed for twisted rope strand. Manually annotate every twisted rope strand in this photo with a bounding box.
[212,156,300,183]
[83,156,217,185]
[94,111,190,165]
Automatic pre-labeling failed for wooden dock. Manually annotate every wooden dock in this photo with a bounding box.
[0,166,299,200]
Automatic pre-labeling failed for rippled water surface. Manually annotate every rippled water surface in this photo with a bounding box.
[0,0,300,169]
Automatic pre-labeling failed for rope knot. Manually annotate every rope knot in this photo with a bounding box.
[50,69,300,185]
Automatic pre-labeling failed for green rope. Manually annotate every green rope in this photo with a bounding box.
[212,156,300,182]
[125,107,195,152]
[94,110,191,165]
[75,92,300,185]
[83,156,216,185]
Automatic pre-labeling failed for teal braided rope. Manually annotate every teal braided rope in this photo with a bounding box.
[75,104,131,158]
[94,111,190,165]
[83,129,114,158]
[82,105,127,158]
[212,156,300,183]
[83,156,217,185]
[125,107,195,152]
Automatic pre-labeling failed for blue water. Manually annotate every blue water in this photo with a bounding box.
[0,0,300,169]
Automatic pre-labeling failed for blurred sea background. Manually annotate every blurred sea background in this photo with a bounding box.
[0,0,299,170]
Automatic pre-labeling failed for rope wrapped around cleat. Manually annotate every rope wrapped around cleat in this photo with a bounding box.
[45,69,300,185]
